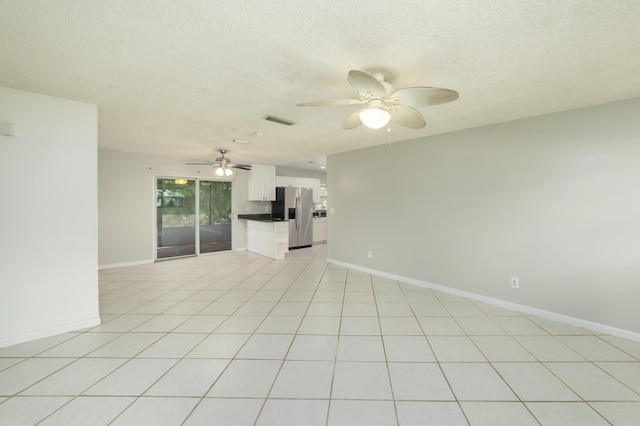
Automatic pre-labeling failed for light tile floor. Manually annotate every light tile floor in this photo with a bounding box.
[1,245,640,425]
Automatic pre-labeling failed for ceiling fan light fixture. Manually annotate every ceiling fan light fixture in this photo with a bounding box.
[359,107,391,129]
[215,165,233,177]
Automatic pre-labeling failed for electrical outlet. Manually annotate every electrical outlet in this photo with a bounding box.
[510,277,520,289]
[367,251,373,259]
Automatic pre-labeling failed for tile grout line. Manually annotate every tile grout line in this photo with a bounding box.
[183,254,303,425]
[402,283,472,425]
[322,265,348,426]
[373,273,401,426]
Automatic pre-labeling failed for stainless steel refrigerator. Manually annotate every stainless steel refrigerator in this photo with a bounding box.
[272,186,313,249]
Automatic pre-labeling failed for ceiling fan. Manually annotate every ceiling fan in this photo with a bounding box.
[186,149,251,177]
[297,69,458,130]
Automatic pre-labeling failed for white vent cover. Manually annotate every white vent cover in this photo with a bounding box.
[0,121,14,136]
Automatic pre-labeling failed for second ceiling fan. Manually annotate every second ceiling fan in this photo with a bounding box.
[297,69,458,130]
[186,149,251,177]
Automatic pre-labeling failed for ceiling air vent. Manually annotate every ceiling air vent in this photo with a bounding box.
[264,115,296,126]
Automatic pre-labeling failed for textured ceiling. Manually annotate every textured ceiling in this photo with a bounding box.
[1,1,640,171]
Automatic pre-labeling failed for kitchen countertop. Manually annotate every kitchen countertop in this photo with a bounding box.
[237,214,288,222]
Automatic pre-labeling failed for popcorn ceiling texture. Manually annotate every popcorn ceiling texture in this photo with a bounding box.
[1,0,639,165]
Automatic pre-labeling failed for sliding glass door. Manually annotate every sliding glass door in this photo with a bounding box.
[199,180,232,254]
[156,178,197,259]
[156,178,232,259]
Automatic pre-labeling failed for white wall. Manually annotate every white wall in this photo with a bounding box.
[98,150,268,268]
[0,87,99,347]
[328,98,640,336]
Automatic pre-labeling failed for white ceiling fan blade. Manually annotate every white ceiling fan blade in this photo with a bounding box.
[343,109,364,129]
[296,98,365,107]
[348,70,387,97]
[390,105,426,129]
[390,87,459,106]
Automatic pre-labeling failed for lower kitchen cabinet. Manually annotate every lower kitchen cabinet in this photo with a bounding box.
[246,220,289,259]
[312,217,326,243]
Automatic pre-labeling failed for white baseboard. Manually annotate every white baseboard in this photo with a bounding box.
[99,250,249,269]
[327,258,640,343]
[0,317,102,349]
[98,259,153,270]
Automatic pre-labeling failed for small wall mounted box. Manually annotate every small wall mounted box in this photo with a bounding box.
[0,121,14,136]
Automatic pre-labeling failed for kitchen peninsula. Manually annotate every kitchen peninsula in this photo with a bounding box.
[238,214,289,260]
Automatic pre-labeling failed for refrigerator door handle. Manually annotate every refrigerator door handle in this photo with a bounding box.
[296,196,300,230]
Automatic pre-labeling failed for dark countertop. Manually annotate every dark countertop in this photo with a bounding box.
[237,214,288,222]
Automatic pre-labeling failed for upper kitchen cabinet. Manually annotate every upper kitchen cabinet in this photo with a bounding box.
[248,164,276,201]
[300,178,321,204]
[311,179,321,204]
[276,176,321,203]
[276,176,291,187]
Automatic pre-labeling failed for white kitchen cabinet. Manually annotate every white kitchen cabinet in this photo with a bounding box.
[312,217,327,243]
[311,179,321,203]
[248,164,276,201]
[288,177,322,203]
[275,176,291,187]
[246,220,289,259]
[289,177,308,188]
